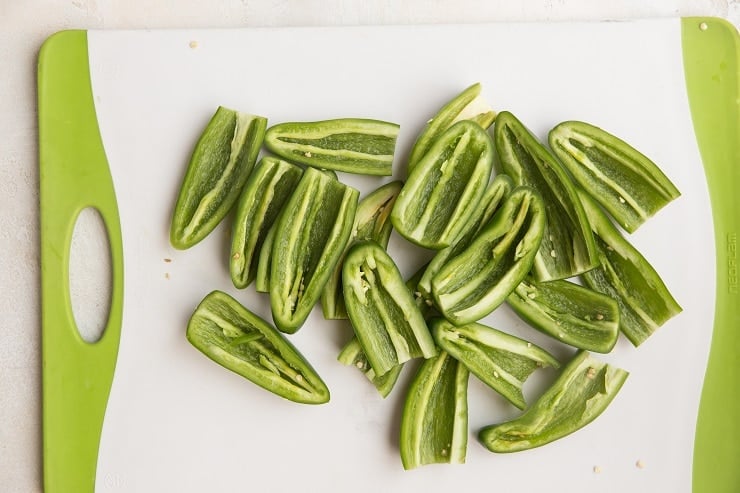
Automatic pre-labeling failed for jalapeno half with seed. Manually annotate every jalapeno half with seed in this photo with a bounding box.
[549,121,681,233]
[578,190,682,346]
[171,107,267,249]
[343,241,437,377]
[270,167,359,333]
[479,351,628,452]
[431,186,545,326]
[417,174,512,301]
[507,278,620,354]
[432,319,559,410]
[400,351,469,469]
[337,337,403,398]
[392,120,494,249]
[494,111,598,281]
[264,118,399,176]
[186,291,330,404]
[230,157,303,289]
[407,82,496,172]
[321,180,402,320]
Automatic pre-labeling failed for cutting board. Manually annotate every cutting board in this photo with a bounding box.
[38,18,740,493]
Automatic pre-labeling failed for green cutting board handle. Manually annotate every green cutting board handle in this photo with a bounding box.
[683,17,740,493]
[39,30,123,493]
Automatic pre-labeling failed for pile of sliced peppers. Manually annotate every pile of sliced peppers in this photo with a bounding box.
[170,84,682,469]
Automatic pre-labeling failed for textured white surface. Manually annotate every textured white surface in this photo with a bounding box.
[1,1,738,492]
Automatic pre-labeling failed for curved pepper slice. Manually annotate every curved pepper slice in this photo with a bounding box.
[343,241,437,377]
[479,351,628,452]
[494,111,598,281]
[186,291,330,404]
[549,121,681,233]
[264,118,399,176]
[507,278,620,354]
[337,337,403,398]
[230,157,303,289]
[321,180,403,320]
[399,351,469,469]
[417,174,512,300]
[578,191,682,346]
[432,319,559,410]
[270,167,359,333]
[171,107,267,249]
[391,120,494,249]
[431,186,545,325]
[407,82,496,172]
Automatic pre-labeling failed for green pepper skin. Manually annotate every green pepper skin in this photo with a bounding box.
[578,191,682,346]
[507,278,620,353]
[321,180,403,320]
[171,107,267,249]
[549,121,681,233]
[479,351,628,452]
[407,82,496,172]
[270,167,359,333]
[264,118,399,176]
[399,351,469,469]
[337,337,403,398]
[254,221,277,293]
[186,291,330,404]
[431,186,545,326]
[392,120,495,249]
[230,157,303,289]
[494,111,598,281]
[343,241,437,377]
[417,174,512,300]
[432,319,559,410]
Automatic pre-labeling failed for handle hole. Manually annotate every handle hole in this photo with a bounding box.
[69,207,112,343]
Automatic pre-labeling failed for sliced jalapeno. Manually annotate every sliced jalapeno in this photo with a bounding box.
[579,191,682,346]
[549,121,681,233]
[417,174,512,300]
[432,319,558,410]
[171,107,267,249]
[264,118,399,176]
[392,120,494,249]
[494,111,598,281]
[321,180,402,320]
[270,167,359,333]
[431,186,545,326]
[407,82,496,172]
[230,157,303,289]
[254,222,277,293]
[337,337,403,398]
[343,241,437,377]
[186,291,330,404]
[399,351,469,469]
[479,351,628,452]
[507,278,620,353]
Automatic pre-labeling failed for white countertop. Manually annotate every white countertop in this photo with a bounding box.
[2,1,738,491]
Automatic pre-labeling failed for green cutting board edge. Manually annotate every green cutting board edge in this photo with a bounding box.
[683,17,740,493]
[37,17,739,493]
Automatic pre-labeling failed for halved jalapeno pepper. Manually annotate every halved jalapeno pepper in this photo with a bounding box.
[479,351,628,452]
[171,107,267,249]
[494,111,598,281]
[343,241,437,377]
[392,120,494,249]
[187,291,330,404]
[549,120,680,233]
[432,318,559,410]
[270,167,359,333]
[431,186,545,325]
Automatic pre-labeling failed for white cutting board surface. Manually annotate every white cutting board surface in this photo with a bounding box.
[88,20,714,492]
